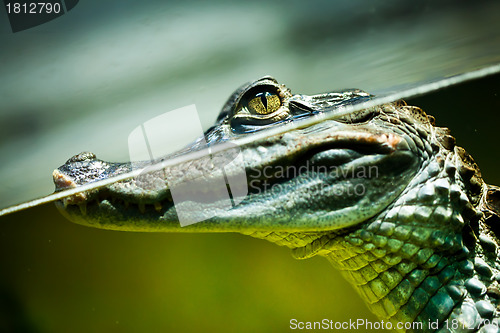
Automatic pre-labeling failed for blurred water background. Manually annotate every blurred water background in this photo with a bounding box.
[0,0,499,332]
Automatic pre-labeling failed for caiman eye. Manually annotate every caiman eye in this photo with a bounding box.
[230,87,289,134]
[247,91,281,115]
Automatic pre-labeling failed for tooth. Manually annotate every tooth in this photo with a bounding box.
[139,203,146,213]
[78,203,87,215]
[154,202,162,213]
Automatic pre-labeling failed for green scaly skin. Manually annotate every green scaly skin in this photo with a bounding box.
[53,77,500,332]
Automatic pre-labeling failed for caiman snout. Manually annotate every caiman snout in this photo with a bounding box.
[53,151,130,194]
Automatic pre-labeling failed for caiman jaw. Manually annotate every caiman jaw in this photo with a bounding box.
[53,111,420,233]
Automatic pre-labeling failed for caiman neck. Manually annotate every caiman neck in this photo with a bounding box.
[280,149,499,332]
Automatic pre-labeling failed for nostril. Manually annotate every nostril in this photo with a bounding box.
[52,169,77,191]
[66,152,97,164]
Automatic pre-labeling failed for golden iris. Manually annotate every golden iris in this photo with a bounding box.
[247,92,281,115]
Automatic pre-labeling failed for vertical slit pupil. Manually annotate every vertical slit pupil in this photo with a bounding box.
[257,92,269,110]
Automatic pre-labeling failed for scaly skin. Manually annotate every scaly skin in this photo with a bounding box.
[53,77,500,332]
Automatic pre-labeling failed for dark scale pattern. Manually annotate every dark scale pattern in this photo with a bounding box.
[319,168,497,331]
[295,105,500,331]
[320,177,476,333]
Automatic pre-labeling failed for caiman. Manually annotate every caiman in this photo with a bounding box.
[52,76,500,332]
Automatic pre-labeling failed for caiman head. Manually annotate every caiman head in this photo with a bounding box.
[53,76,500,332]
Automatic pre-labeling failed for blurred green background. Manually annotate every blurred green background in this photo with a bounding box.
[1,0,500,332]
